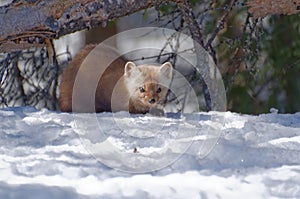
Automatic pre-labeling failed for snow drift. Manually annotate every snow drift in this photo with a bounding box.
[1,107,300,198]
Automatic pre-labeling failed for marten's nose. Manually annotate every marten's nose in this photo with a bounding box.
[149,98,156,104]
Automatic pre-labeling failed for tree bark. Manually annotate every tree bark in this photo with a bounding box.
[0,0,171,53]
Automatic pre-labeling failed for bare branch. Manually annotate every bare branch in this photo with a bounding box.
[0,0,170,53]
[247,0,300,19]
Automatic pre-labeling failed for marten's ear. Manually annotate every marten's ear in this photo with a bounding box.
[159,62,173,79]
[124,61,140,77]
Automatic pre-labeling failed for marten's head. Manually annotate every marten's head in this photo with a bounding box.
[124,62,173,111]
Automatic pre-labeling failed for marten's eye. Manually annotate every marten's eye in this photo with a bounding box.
[156,87,161,93]
[139,87,145,93]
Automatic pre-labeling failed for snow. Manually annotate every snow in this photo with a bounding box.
[1,107,300,198]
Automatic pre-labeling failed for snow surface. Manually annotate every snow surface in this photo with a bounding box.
[1,107,300,199]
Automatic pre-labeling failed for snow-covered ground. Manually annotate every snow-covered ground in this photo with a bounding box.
[1,107,300,199]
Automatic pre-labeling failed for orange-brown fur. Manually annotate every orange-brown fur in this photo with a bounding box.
[59,44,173,114]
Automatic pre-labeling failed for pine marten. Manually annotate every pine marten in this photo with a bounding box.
[59,44,173,114]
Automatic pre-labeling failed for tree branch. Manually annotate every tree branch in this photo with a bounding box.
[0,0,169,53]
